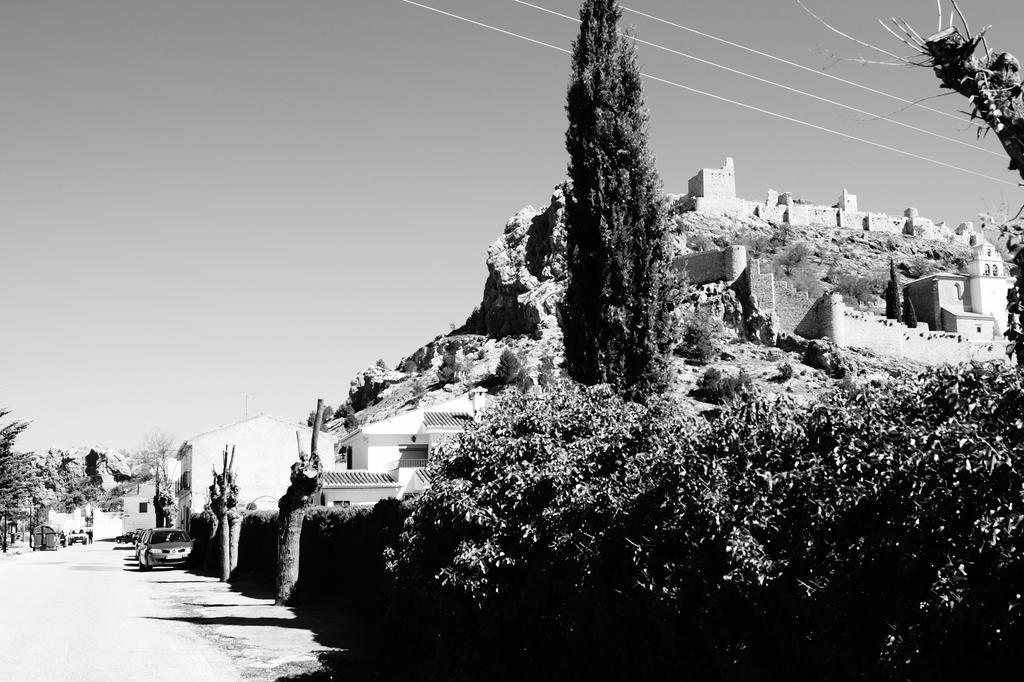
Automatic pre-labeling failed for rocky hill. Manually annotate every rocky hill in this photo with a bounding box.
[325,185,982,436]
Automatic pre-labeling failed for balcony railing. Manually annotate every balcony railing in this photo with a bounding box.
[386,458,428,471]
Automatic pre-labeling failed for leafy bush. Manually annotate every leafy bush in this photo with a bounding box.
[828,268,886,307]
[678,309,723,364]
[777,362,794,381]
[391,365,1024,681]
[904,254,938,279]
[774,241,813,276]
[694,366,755,404]
[687,233,719,252]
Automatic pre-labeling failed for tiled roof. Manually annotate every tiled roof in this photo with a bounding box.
[423,411,473,430]
[320,471,400,488]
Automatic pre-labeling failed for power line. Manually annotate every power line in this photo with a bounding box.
[516,1,1001,158]
[401,0,1018,188]
[617,3,967,123]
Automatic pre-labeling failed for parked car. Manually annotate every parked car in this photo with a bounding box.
[136,528,192,571]
[67,530,88,546]
[116,530,138,545]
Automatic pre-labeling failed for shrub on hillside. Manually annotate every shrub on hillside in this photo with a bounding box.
[437,344,467,385]
[904,254,938,279]
[494,349,528,388]
[693,366,756,404]
[677,309,723,364]
[774,241,813,276]
[827,268,887,307]
[782,261,823,298]
[391,365,1024,681]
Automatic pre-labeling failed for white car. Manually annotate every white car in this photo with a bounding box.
[136,529,193,571]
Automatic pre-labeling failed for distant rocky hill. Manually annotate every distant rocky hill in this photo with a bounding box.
[325,183,989,436]
[47,447,133,490]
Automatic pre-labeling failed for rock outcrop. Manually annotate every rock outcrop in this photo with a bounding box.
[477,185,568,338]
[348,366,410,413]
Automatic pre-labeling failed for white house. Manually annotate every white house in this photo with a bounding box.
[322,388,486,507]
[175,414,338,532]
[121,482,157,532]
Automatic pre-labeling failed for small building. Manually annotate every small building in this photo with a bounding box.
[175,414,338,532]
[121,483,157,532]
[322,389,487,507]
[903,238,1013,340]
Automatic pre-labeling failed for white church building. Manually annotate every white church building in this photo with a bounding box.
[903,238,1013,340]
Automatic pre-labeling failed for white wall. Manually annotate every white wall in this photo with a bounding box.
[178,415,337,517]
[122,483,157,531]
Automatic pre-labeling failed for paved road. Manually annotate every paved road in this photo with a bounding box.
[0,541,239,682]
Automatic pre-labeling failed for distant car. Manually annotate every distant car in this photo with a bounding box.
[67,530,88,546]
[116,530,138,544]
[136,528,192,571]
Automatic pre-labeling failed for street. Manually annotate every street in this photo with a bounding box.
[0,541,238,681]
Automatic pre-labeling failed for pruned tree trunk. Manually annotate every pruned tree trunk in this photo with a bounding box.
[203,511,220,573]
[275,399,325,606]
[228,508,242,579]
[922,28,1024,183]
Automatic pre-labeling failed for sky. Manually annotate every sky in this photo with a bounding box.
[2,0,1022,452]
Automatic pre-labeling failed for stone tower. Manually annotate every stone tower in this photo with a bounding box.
[966,239,1010,322]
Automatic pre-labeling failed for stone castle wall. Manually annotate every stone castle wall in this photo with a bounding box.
[795,293,1009,364]
[673,246,747,286]
[685,159,984,246]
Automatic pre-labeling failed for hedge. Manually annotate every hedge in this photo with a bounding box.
[390,364,1024,681]
[188,499,407,608]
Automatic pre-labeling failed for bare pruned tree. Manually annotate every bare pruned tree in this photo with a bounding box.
[135,430,178,527]
[801,0,1024,363]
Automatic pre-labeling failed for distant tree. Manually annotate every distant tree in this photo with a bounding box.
[0,411,35,553]
[561,0,676,400]
[775,242,813,277]
[495,349,527,387]
[134,431,178,528]
[306,405,335,428]
[332,403,359,431]
[375,358,389,371]
[885,258,901,320]
[903,295,919,329]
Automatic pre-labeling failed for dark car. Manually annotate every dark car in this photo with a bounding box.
[136,528,193,571]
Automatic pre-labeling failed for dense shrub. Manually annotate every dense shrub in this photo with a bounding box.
[677,309,723,364]
[828,267,886,306]
[777,361,795,381]
[391,366,1024,681]
[494,349,527,387]
[694,366,755,404]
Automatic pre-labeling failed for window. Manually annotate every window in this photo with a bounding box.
[977,325,983,334]
[139,502,148,513]
[333,501,351,508]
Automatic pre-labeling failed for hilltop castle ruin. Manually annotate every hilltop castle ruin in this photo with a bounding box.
[679,158,985,246]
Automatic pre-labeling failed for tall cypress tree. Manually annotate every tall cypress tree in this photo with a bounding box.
[903,295,918,328]
[562,0,675,399]
[884,258,901,320]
